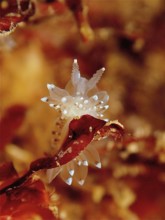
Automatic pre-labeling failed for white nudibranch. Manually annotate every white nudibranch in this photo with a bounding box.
[41,59,109,186]
[41,59,109,121]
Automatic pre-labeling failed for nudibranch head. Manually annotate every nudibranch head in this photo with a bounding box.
[41,59,109,121]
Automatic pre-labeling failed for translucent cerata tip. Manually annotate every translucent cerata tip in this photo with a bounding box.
[41,97,48,102]
[47,84,55,90]
[74,59,78,64]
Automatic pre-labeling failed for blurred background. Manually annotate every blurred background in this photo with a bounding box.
[0,0,165,219]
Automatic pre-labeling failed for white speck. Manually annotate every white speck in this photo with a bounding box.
[63,109,67,115]
[101,67,105,71]
[104,119,109,122]
[93,95,98,101]
[89,126,93,132]
[47,84,55,90]
[80,97,84,100]
[74,59,77,64]
[78,179,85,185]
[84,100,89,104]
[79,104,83,108]
[49,104,55,108]
[77,160,82,166]
[61,97,67,103]
[104,105,109,109]
[95,162,101,169]
[100,114,104,117]
[55,105,60,109]
[82,160,88,166]
[41,97,48,102]
[65,177,72,185]
[58,150,64,158]
[67,147,72,153]
[69,169,74,176]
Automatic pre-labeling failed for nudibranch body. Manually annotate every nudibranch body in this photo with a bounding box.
[41,59,109,186]
[41,59,109,121]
